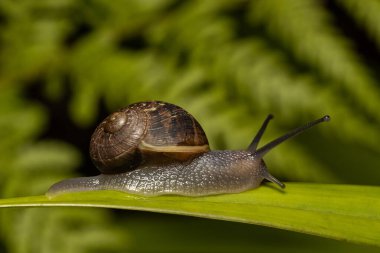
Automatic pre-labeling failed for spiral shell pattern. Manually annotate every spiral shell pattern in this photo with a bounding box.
[89,101,209,174]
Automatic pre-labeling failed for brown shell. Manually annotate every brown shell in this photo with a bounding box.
[89,101,209,174]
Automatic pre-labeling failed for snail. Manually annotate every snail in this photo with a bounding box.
[47,101,330,197]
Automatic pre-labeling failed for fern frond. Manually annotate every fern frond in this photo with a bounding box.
[0,92,130,253]
[336,0,380,50]
[248,0,380,124]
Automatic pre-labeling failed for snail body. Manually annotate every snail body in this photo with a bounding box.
[48,151,267,196]
[47,101,330,197]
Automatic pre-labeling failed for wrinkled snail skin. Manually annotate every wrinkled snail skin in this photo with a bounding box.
[47,101,330,197]
[47,151,266,197]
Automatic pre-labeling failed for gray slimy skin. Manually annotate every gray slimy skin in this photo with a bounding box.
[46,112,329,198]
[47,150,273,197]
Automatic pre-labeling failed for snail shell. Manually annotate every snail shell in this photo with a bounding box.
[89,101,209,174]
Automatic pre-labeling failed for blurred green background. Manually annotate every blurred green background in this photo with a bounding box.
[1,0,380,252]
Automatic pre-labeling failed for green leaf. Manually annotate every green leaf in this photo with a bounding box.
[1,183,379,247]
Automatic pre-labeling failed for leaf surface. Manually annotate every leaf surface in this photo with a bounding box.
[0,183,379,246]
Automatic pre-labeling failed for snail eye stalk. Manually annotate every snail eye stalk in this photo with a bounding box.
[248,114,274,152]
[254,115,330,158]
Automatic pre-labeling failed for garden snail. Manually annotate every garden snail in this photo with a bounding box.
[47,101,330,197]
